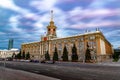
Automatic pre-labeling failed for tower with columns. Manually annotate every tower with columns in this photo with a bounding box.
[47,10,57,39]
[41,10,57,41]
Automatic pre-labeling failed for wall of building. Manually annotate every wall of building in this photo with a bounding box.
[21,42,40,60]
[0,49,19,59]
[105,41,113,55]
[95,34,113,62]
[21,31,113,62]
[100,38,106,55]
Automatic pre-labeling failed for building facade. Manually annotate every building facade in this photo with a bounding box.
[21,11,113,62]
[0,48,19,59]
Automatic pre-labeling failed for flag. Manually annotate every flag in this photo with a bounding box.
[44,37,47,41]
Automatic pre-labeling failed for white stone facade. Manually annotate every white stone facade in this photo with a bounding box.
[0,48,19,59]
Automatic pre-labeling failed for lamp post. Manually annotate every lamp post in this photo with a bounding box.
[4,51,7,68]
[48,36,49,60]
[40,35,43,62]
[39,42,41,63]
[41,41,42,61]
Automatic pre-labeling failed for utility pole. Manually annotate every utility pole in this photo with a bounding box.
[48,36,50,60]
[39,42,41,63]
[4,51,6,68]
[40,35,43,62]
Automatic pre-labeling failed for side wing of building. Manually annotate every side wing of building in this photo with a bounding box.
[21,42,40,60]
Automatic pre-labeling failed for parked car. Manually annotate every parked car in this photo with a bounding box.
[41,60,55,64]
[30,60,39,63]
[40,60,46,63]
[6,57,13,61]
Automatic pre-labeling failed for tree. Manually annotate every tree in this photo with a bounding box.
[12,52,16,59]
[45,51,50,61]
[53,47,58,61]
[71,44,78,61]
[85,43,91,62]
[62,46,68,61]
[26,52,30,60]
[16,50,22,59]
[112,50,120,62]
[22,51,25,59]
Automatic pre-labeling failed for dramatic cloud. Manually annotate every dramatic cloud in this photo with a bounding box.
[0,32,6,35]
[30,0,57,12]
[0,0,29,14]
[0,0,120,49]
[105,30,120,37]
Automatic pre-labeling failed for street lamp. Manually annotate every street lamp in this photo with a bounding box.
[39,42,41,63]
[39,35,43,62]
[4,51,7,68]
[48,36,50,60]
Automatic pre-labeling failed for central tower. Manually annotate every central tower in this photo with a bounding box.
[46,10,57,39]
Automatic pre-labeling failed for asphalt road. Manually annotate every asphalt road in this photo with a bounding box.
[0,61,120,80]
[0,67,60,80]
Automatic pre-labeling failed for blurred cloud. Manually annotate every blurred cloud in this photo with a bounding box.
[0,0,120,49]
[30,0,57,12]
[0,0,29,14]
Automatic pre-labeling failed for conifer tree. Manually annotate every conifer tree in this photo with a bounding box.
[71,44,78,61]
[17,50,22,59]
[45,51,50,60]
[22,51,25,59]
[112,49,120,62]
[62,46,68,61]
[26,52,30,60]
[12,53,16,59]
[53,47,58,61]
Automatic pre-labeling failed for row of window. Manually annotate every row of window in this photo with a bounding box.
[50,36,95,44]
[24,41,96,52]
[22,35,96,49]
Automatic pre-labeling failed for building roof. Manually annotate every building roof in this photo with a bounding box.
[0,48,19,51]
[51,31,101,40]
[21,29,111,47]
[10,48,19,51]
[22,41,40,45]
[0,49,8,51]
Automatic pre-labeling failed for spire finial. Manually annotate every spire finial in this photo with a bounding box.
[51,10,53,21]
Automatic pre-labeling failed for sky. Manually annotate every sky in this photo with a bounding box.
[0,0,120,49]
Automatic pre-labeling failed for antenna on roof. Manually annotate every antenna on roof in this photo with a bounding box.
[96,27,99,31]
[85,29,89,32]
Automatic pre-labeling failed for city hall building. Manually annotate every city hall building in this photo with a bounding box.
[21,11,113,62]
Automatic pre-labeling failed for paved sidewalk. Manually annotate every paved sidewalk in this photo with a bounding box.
[0,67,60,80]
[97,62,120,66]
[97,59,120,66]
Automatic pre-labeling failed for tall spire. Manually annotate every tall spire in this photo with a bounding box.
[46,10,57,39]
[51,10,53,21]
